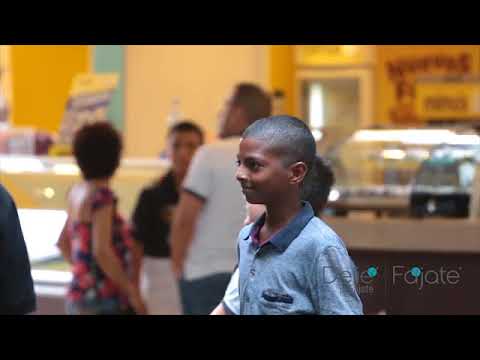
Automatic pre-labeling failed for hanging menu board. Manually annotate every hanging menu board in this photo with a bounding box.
[416,76,480,121]
[52,73,119,155]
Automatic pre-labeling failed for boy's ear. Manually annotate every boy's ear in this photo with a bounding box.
[288,162,308,185]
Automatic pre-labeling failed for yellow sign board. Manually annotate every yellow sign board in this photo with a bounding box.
[376,45,480,124]
[295,45,375,66]
[50,72,119,155]
[69,73,119,97]
[416,79,480,120]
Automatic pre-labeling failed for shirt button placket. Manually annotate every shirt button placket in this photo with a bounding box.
[250,249,260,280]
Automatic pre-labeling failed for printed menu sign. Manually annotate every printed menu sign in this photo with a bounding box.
[377,46,479,124]
[55,73,119,151]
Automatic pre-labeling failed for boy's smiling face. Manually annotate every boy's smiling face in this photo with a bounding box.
[236,137,302,205]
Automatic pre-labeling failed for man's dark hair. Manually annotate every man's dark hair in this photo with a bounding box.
[73,122,122,180]
[168,120,204,144]
[301,156,335,214]
[242,115,317,171]
[232,83,272,125]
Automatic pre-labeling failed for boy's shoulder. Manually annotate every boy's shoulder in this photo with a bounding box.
[237,216,347,254]
[297,216,348,255]
[238,223,254,242]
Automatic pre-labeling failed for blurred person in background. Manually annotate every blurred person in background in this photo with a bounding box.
[0,184,36,314]
[170,83,272,315]
[57,122,146,315]
[0,69,9,125]
[131,121,204,314]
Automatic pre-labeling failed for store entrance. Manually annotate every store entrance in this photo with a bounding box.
[296,68,374,154]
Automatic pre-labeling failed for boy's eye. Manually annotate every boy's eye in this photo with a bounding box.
[235,160,241,166]
[245,159,261,171]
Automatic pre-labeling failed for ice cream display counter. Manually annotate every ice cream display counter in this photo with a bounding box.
[0,155,169,215]
[324,127,480,217]
[0,155,169,313]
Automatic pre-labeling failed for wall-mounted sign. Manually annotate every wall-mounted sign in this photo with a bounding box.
[295,45,376,67]
[51,73,119,155]
[377,45,480,124]
[416,77,480,120]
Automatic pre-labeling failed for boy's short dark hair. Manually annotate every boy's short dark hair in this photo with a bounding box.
[73,122,122,180]
[302,156,335,214]
[168,120,204,144]
[242,115,317,171]
[232,83,272,125]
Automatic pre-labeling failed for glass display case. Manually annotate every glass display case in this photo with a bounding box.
[0,155,169,278]
[410,144,480,218]
[324,127,480,216]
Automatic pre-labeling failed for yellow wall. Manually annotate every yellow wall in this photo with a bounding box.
[10,45,89,133]
[269,45,480,126]
[125,45,268,157]
[269,45,296,116]
[7,45,480,144]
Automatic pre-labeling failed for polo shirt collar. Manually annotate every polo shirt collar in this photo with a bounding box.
[243,201,315,252]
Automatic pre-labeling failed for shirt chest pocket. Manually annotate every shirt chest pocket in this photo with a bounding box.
[257,289,294,315]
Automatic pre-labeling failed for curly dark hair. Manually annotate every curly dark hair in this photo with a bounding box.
[73,122,123,180]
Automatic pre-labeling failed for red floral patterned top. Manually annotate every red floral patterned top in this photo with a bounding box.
[66,187,134,310]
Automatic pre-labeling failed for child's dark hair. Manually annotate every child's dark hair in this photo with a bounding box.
[301,156,335,214]
[168,120,204,144]
[232,83,272,125]
[242,115,317,171]
[73,122,122,180]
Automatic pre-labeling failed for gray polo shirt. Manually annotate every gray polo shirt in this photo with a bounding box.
[237,202,363,315]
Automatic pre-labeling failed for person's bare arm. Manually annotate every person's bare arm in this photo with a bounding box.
[56,218,73,265]
[169,190,205,279]
[130,240,144,288]
[92,204,146,314]
[210,303,227,315]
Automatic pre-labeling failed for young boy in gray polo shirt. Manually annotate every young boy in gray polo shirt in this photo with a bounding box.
[226,115,362,315]
[212,155,337,315]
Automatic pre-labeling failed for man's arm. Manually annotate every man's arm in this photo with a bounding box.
[211,303,228,315]
[130,190,153,287]
[170,145,212,279]
[92,204,146,315]
[170,190,205,279]
[129,239,144,288]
